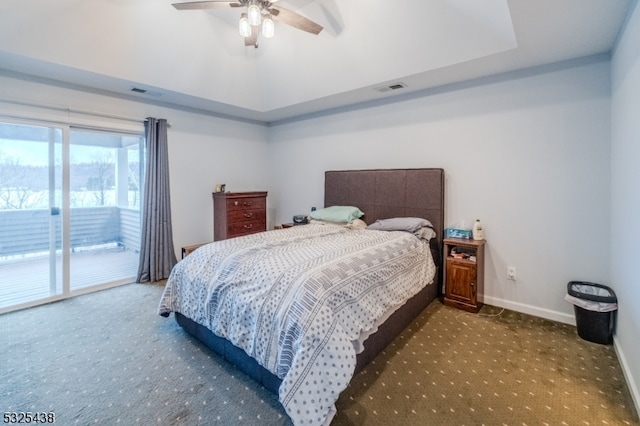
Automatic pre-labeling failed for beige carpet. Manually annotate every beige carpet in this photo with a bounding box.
[334,302,639,425]
[2,284,637,425]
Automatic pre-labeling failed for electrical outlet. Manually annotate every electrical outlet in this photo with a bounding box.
[507,266,517,281]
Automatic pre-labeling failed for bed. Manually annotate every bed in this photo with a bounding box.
[158,168,445,425]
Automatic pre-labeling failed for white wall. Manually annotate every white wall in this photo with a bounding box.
[162,113,269,251]
[0,72,270,259]
[0,56,614,325]
[268,56,612,325]
[1,32,637,412]
[611,0,640,413]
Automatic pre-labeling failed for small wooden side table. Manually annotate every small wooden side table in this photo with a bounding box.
[280,222,309,229]
[443,238,486,313]
[181,243,208,259]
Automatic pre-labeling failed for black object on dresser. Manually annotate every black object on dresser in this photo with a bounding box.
[213,191,267,241]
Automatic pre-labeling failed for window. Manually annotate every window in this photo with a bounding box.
[0,121,144,312]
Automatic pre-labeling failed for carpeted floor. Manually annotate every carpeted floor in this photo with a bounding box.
[1,283,638,425]
[334,303,639,425]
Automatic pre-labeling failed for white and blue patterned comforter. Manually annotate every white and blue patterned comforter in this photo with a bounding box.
[158,223,435,425]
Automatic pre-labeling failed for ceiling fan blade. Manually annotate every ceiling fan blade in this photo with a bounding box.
[172,1,243,10]
[268,5,323,35]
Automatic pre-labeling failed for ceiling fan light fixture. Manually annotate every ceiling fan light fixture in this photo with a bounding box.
[172,1,323,48]
[262,15,275,38]
[247,4,262,26]
[239,14,251,37]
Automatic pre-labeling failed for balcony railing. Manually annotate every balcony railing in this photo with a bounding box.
[0,206,141,312]
[0,207,140,258]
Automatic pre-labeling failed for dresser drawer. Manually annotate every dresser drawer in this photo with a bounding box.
[226,197,266,212]
[227,208,265,223]
[227,219,266,237]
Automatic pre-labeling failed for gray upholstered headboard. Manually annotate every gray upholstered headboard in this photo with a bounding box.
[324,168,445,241]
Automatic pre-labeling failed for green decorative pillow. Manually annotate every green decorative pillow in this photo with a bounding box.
[309,206,364,224]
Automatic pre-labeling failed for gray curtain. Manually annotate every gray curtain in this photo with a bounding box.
[137,118,177,283]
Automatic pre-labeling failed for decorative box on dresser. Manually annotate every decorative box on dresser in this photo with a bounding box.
[213,191,267,241]
[443,238,485,313]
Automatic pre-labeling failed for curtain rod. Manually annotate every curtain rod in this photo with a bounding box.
[0,96,155,125]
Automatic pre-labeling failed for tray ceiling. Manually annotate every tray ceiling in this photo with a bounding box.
[0,0,632,124]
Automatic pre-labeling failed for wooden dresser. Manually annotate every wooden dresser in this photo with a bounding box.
[213,191,267,241]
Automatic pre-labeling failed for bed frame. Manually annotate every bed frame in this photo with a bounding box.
[175,168,445,394]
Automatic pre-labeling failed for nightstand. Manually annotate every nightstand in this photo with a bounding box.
[181,243,208,259]
[280,222,308,229]
[443,238,485,313]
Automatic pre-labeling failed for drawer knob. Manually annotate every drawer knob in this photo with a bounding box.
[244,213,253,218]
[243,201,252,206]
[244,224,253,229]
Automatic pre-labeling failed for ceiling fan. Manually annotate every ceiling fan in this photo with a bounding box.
[172,1,323,48]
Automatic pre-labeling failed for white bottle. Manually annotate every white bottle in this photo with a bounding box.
[473,219,484,240]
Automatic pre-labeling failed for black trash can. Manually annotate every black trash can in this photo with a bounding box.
[566,281,617,345]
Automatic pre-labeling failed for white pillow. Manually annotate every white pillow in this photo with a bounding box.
[309,218,367,230]
[345,219,367,230]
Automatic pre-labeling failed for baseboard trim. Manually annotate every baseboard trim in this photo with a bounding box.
[484,295,639,418]
[482,295,576,325]
[614,339,640,419]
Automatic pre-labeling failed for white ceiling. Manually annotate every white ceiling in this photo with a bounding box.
[0,0,632,124]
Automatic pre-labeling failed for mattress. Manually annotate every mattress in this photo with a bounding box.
[158,223,436,425]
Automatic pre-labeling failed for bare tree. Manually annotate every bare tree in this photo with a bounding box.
[85,150,115,206]
[0,155,45,210]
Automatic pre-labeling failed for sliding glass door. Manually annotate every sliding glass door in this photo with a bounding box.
[0,120,143,312]
[0,122,63,309]
[68,129,142,291]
